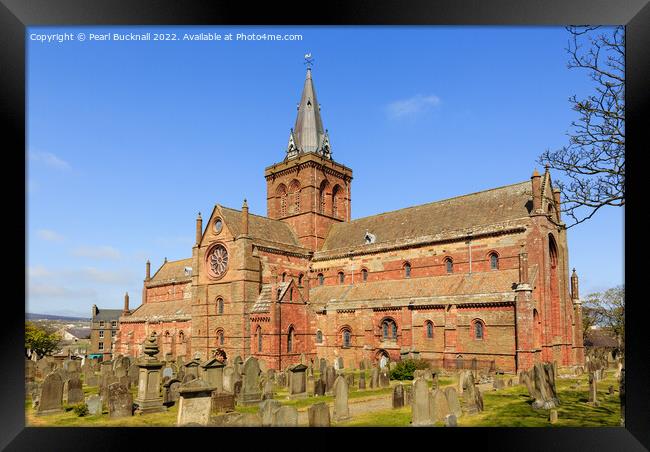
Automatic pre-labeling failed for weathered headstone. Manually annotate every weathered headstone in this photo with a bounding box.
[370,367,379,389]
[272,406,299,427]
[346,373,355,389]
[306,375,315,396]
[379,368,390,388]
[444,387,462,418]
[404,384,413,406]
[358,372,366,390]
[314,379,326,396]
[308,402,331,427]
[176,378,215,426]
[289,363,308,397]
[263,378,275,400]
[184,359,201,380]
[233,356,243,376]
[86,394,102,415]
[393,383,405,409]
[241,356,262,405]
[333,375,350,421]
[66,377,84,404]
[108,383,132,418]
[429,389,450,423]
[211,392,235,414]
[325,366,336,394]
[411,378,430,426]
[319,358,327,377]
[444,414,458,427]
[37,372,63,415]
[134,333,166,414]
[259,399,282,427]
[223,365,235,393]
[201,358,225,393]
[588,372,599,406]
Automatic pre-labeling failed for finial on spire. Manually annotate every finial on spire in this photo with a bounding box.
[304,52,314,70]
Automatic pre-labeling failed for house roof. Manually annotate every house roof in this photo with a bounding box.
[320,181,532,252]
[121,300,192,323]
[93,309,123,322]
[584,328,619,348]
[66,328,90,339]
[150,258,193,282]
[309,266,536,309]
[219,206,302,247]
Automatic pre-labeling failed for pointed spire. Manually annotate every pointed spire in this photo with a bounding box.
[287,65,331,160]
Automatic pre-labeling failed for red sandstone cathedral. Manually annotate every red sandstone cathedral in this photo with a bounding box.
[114,67,585,373]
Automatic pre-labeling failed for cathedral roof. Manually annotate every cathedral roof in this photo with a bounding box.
[309,265,537,309]
[150,258,193,283]
[219,206,303,247]
[319,181,532,253]
[121,299,192,323]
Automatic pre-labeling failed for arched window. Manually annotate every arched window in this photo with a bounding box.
[289,287,293,301]
[282,272,287,282]
[277,288,282,300]
[257,326,262,352]
[298,273,304,286]
[489,253,499,270]
[316,330,323,344]
[216,329,224,346]
[332,185,341,218]
[338,271,345,285]
[404,262,411,278]
[381,318,397,339]
[179,331,184,342]
[425,321,434,339]
[361,268,368,282]
[289,180,301,214]
[276,184,288,217]
[318,273,324,286]
[287,326,294,352]
[319,180,329,214]
[473,320,485,340]
[217,297,224,315]
[342,328,351,348]
[445,258,453,273]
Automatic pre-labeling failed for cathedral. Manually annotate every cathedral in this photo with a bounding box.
[114,66,585,373]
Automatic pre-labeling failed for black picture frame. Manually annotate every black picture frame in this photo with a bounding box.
[3,0,647,449]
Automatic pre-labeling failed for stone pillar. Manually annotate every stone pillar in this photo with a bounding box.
[515,249,535,372]
[531,169,542,213]
[571,269,585,366]
[134,333,166,414]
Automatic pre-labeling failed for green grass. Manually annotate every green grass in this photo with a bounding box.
[335,406,412,427]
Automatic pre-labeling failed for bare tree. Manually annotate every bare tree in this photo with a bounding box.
[539,26,624,227]
[583,285,625,352]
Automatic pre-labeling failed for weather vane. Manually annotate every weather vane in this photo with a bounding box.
[304,52,314,69]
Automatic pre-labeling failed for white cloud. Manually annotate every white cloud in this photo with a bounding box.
[29,151,71,170]
[386,94,441,119]
[28,265,54,278]
[36,229,65,242]
[71,245,122,260]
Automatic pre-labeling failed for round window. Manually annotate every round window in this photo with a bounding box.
[214,219,223,234]
[207,244,229,279]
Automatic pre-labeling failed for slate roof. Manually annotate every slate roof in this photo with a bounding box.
[219,206,302,247]
[309,266,537,309]
[121,300,192,322]
[66,328,91,339]
[251,282,291,314]
[150,258,193,282]
[320,181,532,252]
[93,309,123,322]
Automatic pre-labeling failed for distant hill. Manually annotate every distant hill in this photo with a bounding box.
[26,313,91,321]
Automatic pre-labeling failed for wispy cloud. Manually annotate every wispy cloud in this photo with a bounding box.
[29,283,97,299]
[36,229,65,242]
[71,245,121,260]
[29,151,71,170]
[386,94,441,119]
[79,267,135,285]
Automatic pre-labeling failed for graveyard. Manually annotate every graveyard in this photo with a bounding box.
[25,337,622,428]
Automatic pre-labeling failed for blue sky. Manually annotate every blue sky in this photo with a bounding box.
[26,26,624,317]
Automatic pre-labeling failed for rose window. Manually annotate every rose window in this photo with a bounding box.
[208,244,229,278]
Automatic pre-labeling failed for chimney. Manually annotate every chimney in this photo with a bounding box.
[123,292,130,315]
[242,199,249,236]
[571,268,579,300]
[531,169,542,213]
[92,304,98,317]
[553,188,561,220]
[145,260,151,281]
[518,248,529,284]
[196,212,202,245]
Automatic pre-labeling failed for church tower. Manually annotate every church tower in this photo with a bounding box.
[265,66,353,251]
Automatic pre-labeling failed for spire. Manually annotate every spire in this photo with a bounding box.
[287,65,331,160]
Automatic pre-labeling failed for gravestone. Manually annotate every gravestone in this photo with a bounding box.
[259,399,282,427]
[358,372,366,390]
[325,366,336,394]
[393,383,404,409]
[272,406,299,427]
[66,377,84,404]
[223,365,235,393]
[411,378,431,426]
[233,356,243,376]
[379,368,390,388]
[128,363,139,387]
[444,387,462,418]
[333,375,350,421]
[289,363,308,397]
[86,374,99,387]
[429,389,450,423]
[211,392,235,414]
[276,371,287,388]
[588,372,599,406]
[233,380,242,403]
[444,414,458,427]
[336,356,344,370]
[176,378,216,426]
[314,379,326,396]
[319,358,327,376]
[263,378,275,400]
[493,376,505,390]
[37,372,63,415]
[184,359,201,380]
[308,402,331,427]
[163,379,181,406]
[134,333,166,414]
[86,394,102,415]
[26,360,36,382]
[370,367,379,389]
[240,356,262,405]
[108,383,132,418]
[359,360,365,370]
[201,358,225,393]
[404,384,413,406]
[346,373,355,389]
[306,375,315,396]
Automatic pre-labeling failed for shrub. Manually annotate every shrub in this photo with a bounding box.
[72,402,89,417]
[389,359,430,381]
